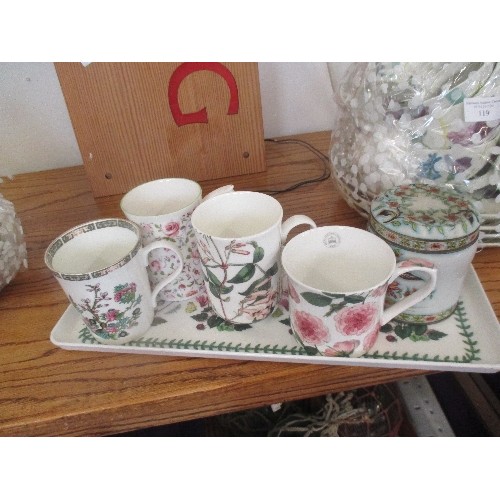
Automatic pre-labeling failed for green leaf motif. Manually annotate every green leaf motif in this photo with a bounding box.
[207,275,234,297]
[206,268,222,286]
[239,275,271,296]
[271,307,284,318]
[427,329,447,341]
[304,346,320,356]
[220,284,234,294]
[233,324,252,331]
[119,291,136,304]
[344,295,366,304]
[217,322,235,332]
[410,333,430,342]
[227,263,256,284]
[191,312,209,322]
[301,292,333,307]
[151,316,167,326]
[265,262,279,277]
[394,323,427,340]
[207,315,225,328]
[253,245,265,263]
[209,281,221,299]
[325,302,346,316]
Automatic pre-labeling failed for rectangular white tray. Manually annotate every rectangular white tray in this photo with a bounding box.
[51,266,500,373]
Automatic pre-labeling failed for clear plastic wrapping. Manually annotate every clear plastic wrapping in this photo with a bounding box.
[0,193,27,292]
[328,62,500,222]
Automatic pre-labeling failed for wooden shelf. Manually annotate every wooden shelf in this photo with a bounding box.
[1,131,498,436]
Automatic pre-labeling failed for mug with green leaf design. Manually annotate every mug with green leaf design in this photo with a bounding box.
[191,191,316,324]
[282,226,437,358]
[45,218,183,345]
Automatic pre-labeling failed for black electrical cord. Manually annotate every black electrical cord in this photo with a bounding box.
[260,138,331,195]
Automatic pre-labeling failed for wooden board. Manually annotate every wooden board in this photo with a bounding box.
[54,62,266,197]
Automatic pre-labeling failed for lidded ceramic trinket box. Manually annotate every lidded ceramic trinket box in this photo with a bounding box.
[369,183,480,324]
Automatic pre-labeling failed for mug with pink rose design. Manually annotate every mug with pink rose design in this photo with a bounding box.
[120,178,205,302]
[282,226,437,358]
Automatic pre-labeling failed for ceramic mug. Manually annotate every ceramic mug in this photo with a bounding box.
[191,190,316,324]
[281,226,437,358]
[120,178,204,302]
[45,218,183,345]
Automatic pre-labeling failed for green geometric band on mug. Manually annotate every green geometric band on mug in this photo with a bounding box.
[46,219,141,281]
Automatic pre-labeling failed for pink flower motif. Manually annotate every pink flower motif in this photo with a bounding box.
[105,308,119,321]
[324,340,360,357]
[239,288,277,321]
[288,282,300,304]
[279,295,289,311]
[226,241,250,255]
[163,222,180,237]
[232,248,250,255]
[429,242,446,251]
[400,258,434,269]
[387,281,401,299]
[334,303,378,336]
[363,323,380,352]
[150,259,163,272]
[292,310,330,344]
[196,294,209,308]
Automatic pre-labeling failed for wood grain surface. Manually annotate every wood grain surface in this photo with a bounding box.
[0,131,498,436]
[54,62,266,197]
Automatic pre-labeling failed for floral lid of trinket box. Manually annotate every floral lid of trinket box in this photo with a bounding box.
[368,183,480,253]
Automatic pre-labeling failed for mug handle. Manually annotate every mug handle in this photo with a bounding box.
[279,216,316,295]
[281,215,317,243]
[381,262,438,325]
[201,184,234,202]
[140,241,184,306]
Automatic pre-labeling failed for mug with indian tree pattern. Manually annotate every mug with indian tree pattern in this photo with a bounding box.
[45,218,182,345]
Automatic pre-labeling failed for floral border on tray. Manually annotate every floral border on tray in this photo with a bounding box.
[77,298,480,364]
